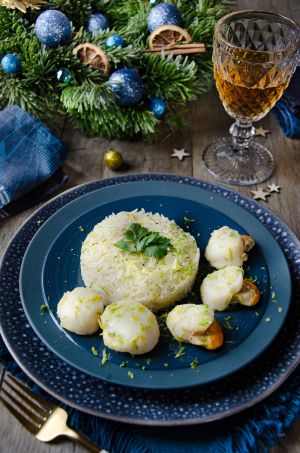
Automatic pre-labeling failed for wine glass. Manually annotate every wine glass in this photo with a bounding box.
[202,10,299,185]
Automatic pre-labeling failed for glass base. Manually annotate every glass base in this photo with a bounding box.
[202,138,274,185]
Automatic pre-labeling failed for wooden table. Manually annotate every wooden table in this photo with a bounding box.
[1,0,299,451]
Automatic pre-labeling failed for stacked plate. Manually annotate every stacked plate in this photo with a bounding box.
[1,174,300,425]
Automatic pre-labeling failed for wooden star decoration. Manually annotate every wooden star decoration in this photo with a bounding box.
[254,126,270,137]
[267,183,281,193]
[251,189,270,201]
[171,148,190,161]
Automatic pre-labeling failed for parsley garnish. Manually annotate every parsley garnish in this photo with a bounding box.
[91,346,99,356]
[120,361,128,368]
[115,223,173,259]
[128,370,135,379]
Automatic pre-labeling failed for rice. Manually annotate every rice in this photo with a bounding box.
[80,210,200,312]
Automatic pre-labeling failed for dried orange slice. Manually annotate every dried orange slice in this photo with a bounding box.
[73,43,110,76]
[149,25,192,50]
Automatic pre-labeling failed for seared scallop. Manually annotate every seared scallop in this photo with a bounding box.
[57,287,104,335]
[200,266,244,311]
[200,266,260,311]
[167,304,223,349]
[100,301,160,355]
[205,226,255,269]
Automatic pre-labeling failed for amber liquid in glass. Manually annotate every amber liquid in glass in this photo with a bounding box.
[214,70,288,121]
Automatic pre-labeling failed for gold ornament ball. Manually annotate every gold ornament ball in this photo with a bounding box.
[103,149,123,170]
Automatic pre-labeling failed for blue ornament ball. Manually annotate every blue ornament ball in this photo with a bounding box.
[35,10,71,48]
[149,97,167,118]
[147,3,184,33]
[1,54,21,74]
[57,67,72,84]
[108,69,144,107]
[106,35,125,48]
[88,13,109,34]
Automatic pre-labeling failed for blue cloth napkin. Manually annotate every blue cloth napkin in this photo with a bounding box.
[0,105,67,209]
[273,66,300,138]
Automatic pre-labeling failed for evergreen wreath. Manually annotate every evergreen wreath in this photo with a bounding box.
[0,0,234,140]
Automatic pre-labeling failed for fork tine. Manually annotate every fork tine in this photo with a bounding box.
[0,395,39,435]
[5,374,56,412]
[4,379,50,418]
[1,387,44,426]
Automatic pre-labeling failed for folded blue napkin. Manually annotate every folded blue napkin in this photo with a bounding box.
[0,105,67,210]
[273,66,300,138]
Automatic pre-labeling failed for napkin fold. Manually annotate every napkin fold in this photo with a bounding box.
[0,105,67,217]
[0,337,299,453]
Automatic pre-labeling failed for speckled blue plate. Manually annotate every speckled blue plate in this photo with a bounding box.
[19,180,291,390]
[1,174,300,425]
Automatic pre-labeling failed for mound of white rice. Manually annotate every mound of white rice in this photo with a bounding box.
[80,210,200,312]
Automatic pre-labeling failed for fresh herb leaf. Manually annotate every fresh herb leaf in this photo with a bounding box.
[115,240,136,253]
[115,223,173,259]
[128,370,135,379]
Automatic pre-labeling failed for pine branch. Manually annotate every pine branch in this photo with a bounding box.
[0,6,26,39]
[140,54,202,104]
[47,0,93,27]
[67,105,159,140]
[61,83,116,113]
[0,77,56,119]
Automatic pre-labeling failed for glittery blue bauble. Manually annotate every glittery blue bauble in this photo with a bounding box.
[87,13,109,34]
[1,54,21,74]
[108,69,144,107]
[147,3,184,33]
[35,10,71,48]
[56,67,72,84]
[106,35,125,48]
[149,97,167,118]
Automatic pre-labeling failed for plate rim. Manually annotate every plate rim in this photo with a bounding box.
[19,180,291,389]
[1,173,300,426]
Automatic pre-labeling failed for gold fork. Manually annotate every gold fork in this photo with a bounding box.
[0,373,109,453]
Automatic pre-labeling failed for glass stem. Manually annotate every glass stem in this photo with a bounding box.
[229,121,255,151]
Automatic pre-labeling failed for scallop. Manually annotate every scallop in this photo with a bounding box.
[205,226,252,269]
[57,287,104,335]
[167,304,214,341]
[200,266,244,311]
[100,301,160,355]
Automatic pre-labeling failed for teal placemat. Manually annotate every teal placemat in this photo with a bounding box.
[1,337,299,453]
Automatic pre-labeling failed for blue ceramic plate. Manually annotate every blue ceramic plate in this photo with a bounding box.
[1,174,299,424]
[19,179,291,389]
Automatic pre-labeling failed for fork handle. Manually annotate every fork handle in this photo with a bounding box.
[64,427,108,453]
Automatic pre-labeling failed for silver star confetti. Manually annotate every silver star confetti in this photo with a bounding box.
[267,183,281,193]
[254,126,270,137]
[251,189,270,201]
[171,148,190,161]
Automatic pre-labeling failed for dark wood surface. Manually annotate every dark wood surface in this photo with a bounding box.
[1,0,300,451]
